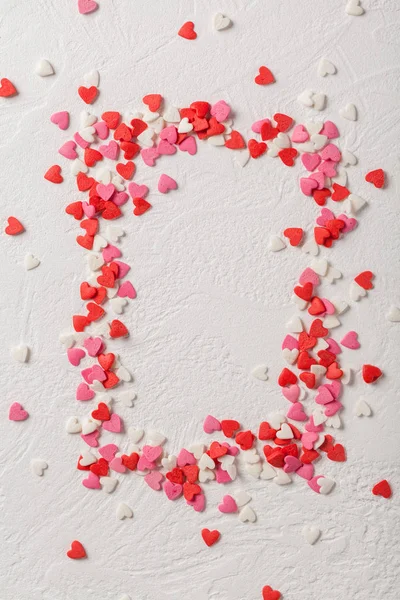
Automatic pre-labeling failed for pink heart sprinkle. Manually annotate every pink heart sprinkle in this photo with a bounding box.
[8,402,29,421]
[283,455,302,473]
[81,430,99,447]
[67,347,86,366]
[215,464,232,483]
[141,147,159,167]
[179,135,197,155]
[187,493,205,512]
[210,100,230,123]
[308,475,324,493]
[137,455,157,471]
[163,480,183,500]
[316,208,335,227]
[109,456,126,473]
[227,446,239,456]
[177,448,196,467]
[305,416,325,433]
[315,385,334,405]
[324,401,342,417]
[96,183,115,201]
[93,121,109,139]
[320,143,341,162]
[325,380,341,399]
[113,261,130,278]
[286,401,307,421]
[338,214,358,233]
[142,445,162,462]
[321,298,336,315]
[301,153,321,172]
[83,337,103,357]
[318,159,337,177]
[321,121,339,139]
[281,335,299,351]
[160,126,178,144]
[82,202,96,217]
[299,267,320,286]
[76,382,95,401]
[309,171,325,190]
[251,118,270,134]
[118,281,137,299]
[128,182,149,199]
[82,472,101,489]
[292,124,309,143]
[113,191,129,206]
[51,111,69,130]
[102,414,122,433]
[74,132,90,149]
[102,244,121,263]
[58,141,77,160]
[157,140,177,155]
[218,494,237,513]
[326,338,341,354]
[296,463,314,480]
[99,444,118,462]
[203,414,221,434]
[158,174,178,194]
[300,177,318,196]
[99,140,119,160]
[301,431,319,450]
[282,384,300,404]
[78,0,98,15]
[341,331,360,350]
[144,471,164,490]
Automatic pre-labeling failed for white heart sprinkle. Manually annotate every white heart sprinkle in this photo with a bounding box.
[301,239,319,256]
[235,490,252,507]
[311,258,328,276]
[317,58,336,77]
[345,0,364,16]
[342,149,357,167]
[147,430,166,446]
[189,444,205,459]
[319,477,335,495]
[163,106,180,123]
[276,423,293,440]
[269,236,286,252]
[387,306,400,322]
[199,468,215,483]
[83,69,99,87]
[106,226,125,243]
[161,455,177,470]
[80,451,97,467]
[116,366,131,382]
[260,463,276,480]
[349,281,367,302]
[251,365,268,381]
[110,297,127,315]
[285,316,304,333]
[268,413,286,430]
[246,462,262,478]
[128,427,144,443]
[213,13,231,30]
[198,453,215,470]
[274,470,292,485]
[92,235,107,252]
[302,525,321,545]
[238,505,257,523]
[66,416,81,434]
[24,253,40,271]
[233,149,250,168]
[282,348,299,365]
[10,344,29,363]
[339,103,357,121]
[100,476,118,494]
[325,266,342,284]
[298,89,314,107]
[31,459,48,477]
[35,59,54,77]
[312,93,326,111]
[178,117,193,134]
[354,397,372,417]
[116,502,133,520]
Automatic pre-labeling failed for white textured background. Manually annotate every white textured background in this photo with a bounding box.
[1,0,400,599]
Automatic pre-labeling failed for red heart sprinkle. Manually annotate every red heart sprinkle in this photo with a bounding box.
[260,121,279,141]
[90,458,109,476]
[86,302,105,322]
[178,21,197,40]
[121,452,139,470]
[278,368,297,387]
[66,202,83,220]
[133,197,152,216]
[255,66,275,85]
[67,540,86,560]
[299,371,316,389]
[274,113,293,132]
[331,183,350,201]
[130,118,148,137]
[220,419,240,438]
[248,138,267,158]
[116,161,135,180]
[114,123,132,142]
[78,86,98,105]
[262,585,281,600]
[5,216,24,235]
[98,353,115,371]
[354,271,374,290]
[365,168,385,188]
[309,319,328,338]
[101,111,120,129]
[294,282,313,301]
[80,282,97,300]
[225,130,245,150]
[362,364,382,384]
[283,227,303,246]
[143,94,162,112]
[190,101,210,118]
[313,188,331,206]
[327,443,346,462]
[109,319,128,339]
[77,172,95,191]
[201,528,220,547]
[278,147,298,166]
[44,165,63,184]
[0,78,17,97]
[258,422,277,440]
[314,227,331,245]
[235,430,255,450]
[372,479,392,499]
[84,148,103,167]
[91,402,110,421]
[209,441,228,459]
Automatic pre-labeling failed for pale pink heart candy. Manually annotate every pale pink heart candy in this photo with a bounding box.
[128,182,149,199]
[321,121,339,139]
[316,208,335,226]
[83,337,103,357]
[76,382,95,401]
[142,445,162,462]
[51,111,69,130]
[82,472,101,489]
[210,100,231,123]
[8,402,29,421]
[93,121,109,139]
[218,494,237,513]
[227,446,239,456]
[102,244,121,262]
[296,463,314,480]
[179,135,197,155]
[141,147,159,167]
[301,431,318,450]
[82,202,96,217]
[315,385,334,405]
[144,471,163,490]
[112,191,129,206]
[203,414,221,434]
[308,475,324,493]
[113,261,130,278]
[96,183,115,201]
[320,143,341,162]
[109,456,126,473]
[215,465,232,484]
[301,153,321,172]
[321,298,336,315]
[78,0,98,15]
[187,493,205,512]
[99,444,118,461]
[99,140,119,160]
[282,384,300,403]
[84,365,106,383]
[74,132,90,149]
[305,416,324,433]
[81,430,99,447]
[324,401,342,417]
[137,455,157,471]
[158,174,177,194]
[299,267,319,286]
[118,281,137,299]
[283,455,302,473]
[309,171,325,190]
[338,214,357,232]
[318,160,337,177]
[102,413,122,433]
[163,480,183,501]
[287,402,307,421]
[157,140,177,155]
[326,338,341,354]
[325,380,341,399]
[177,448,196,467]
[300,177,318,196]
[281,334,299,351]
[160,126,178,144]
[251,118,270,134]
[59,141,77,160]
[67,347,86,366]
[292,124,309,143]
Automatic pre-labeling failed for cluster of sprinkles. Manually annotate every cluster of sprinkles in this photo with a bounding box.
[2,3,398,598]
